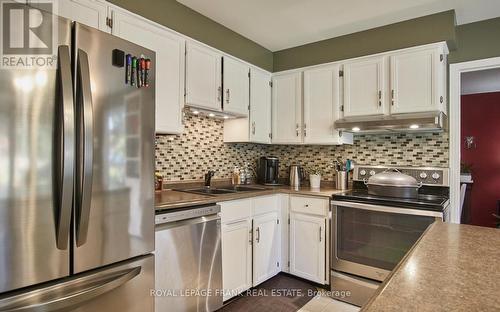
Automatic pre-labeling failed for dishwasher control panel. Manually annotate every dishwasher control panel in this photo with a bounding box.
[155,204,220,225]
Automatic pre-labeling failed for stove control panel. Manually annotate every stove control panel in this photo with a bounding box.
[353,165,449,186]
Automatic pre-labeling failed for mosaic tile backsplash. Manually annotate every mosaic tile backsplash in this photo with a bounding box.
[155,115,449,182]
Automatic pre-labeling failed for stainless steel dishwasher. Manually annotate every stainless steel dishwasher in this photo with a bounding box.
[155,205,222,312]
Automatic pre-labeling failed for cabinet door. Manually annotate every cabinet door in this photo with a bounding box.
[390,48,444,114]
[271,72,302,144]
[224,57,250,116]
[290,213,326,284]
[303,65,350,145]
[253,212,280,286]
[111,9,186,134]
[186,42,222,111]
[222,219,252,301]
[57,0,109,32]
[343,56,386,118]
[250,68,272,144]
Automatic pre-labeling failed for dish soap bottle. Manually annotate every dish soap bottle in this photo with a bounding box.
[232,167,241,185]
[155,171,163,191]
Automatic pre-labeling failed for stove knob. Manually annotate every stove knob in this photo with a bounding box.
[432,172,440,180]
[360,170,367,176]
[369,170,376,176]
[419,172,428,179]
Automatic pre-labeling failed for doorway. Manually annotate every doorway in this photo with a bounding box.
[450,57,500,227]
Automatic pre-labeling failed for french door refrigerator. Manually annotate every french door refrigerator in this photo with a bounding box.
[0,9,155,312]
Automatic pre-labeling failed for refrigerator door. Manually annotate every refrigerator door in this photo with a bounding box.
[0,254,154,312]
[73,23,155,273]
[0,15,73,293]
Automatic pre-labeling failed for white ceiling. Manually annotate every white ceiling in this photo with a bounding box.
[461,68,500,95]
[177,0,500,51]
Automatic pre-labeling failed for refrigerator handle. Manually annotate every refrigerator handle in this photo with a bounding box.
[55,45,74,250]
[76,49,94,247]
[0,266,141,311]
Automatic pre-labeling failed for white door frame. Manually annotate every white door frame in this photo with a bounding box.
[449,56,500,223]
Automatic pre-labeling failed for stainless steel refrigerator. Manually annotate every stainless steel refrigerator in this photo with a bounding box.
[0,8,155,311]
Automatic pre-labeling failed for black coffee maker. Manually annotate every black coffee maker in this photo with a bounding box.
[258,156,280,185]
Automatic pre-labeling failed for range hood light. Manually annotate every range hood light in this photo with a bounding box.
[223,115,229,119]
[192,110,199,115]
[208,113,215,117]
[334,112,447,133]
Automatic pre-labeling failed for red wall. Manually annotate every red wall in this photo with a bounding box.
[461,92,500,227]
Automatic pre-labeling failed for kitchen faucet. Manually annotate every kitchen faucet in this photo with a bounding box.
[204,170,216,187]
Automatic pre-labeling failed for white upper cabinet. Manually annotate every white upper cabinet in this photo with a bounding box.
[111,8,186,134]
[272,72,303,144]
[57,0,109,32]
[303,65,353,145]
[223,57,250,116]
[390,47,446,114]
[250,68,272,144]
[185,42,223,111]
[343,56,386,118]
[252,212,280,286]
[222,67,272,144]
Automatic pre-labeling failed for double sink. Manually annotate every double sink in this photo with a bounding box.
[177,185,268,196]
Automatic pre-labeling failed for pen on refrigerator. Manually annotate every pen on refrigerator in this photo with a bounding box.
[137,57,143,88]
[125,54,131,84]
[144,59,151,87]
[140,58,146,87]
[131,57,137,86]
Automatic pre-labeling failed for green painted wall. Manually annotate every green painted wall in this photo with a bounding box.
[273,10,457,72]
[449,17,500,64]
[108,0,273,71]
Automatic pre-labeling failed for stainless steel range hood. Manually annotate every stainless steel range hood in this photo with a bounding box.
[334,112,447,133]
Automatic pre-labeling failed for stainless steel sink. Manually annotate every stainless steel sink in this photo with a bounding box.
[177,185,268,196]
[218,186,268,192]
[180,188,237,195]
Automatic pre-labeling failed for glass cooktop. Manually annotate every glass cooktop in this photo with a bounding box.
[332,190,449,212]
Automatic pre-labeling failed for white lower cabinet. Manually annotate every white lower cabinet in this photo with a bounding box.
[220,195,280,300]
[221,219,253,301]
[289,213,326,284]
[289,195,328,284]
[253,211,280,286]
[221,194,328,297]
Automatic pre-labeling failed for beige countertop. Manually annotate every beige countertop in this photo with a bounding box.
[362,222,500,312]
[155,185,344,211]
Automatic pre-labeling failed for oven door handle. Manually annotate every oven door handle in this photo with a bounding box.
[330,201,444,218]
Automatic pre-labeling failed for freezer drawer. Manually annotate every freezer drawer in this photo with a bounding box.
[0,255,154,312]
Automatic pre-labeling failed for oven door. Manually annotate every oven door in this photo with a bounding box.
[331,201,442,282]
